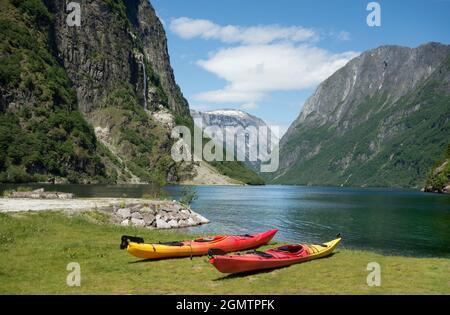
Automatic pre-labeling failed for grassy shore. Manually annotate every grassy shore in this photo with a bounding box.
[0,211,449,294]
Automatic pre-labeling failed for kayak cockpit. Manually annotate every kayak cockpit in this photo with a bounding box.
[193,235,225,243]
[275,244,304,254]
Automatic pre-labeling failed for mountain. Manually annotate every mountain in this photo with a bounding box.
[271,43,450,188]
[0,0,259,185]
[191,109,268,129]
[190,109,267,184]
[191,109,276,172]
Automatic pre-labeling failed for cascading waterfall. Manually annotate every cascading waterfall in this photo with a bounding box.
[142,61,148,110]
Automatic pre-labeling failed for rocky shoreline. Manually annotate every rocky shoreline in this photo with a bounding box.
[0,196,209,229]
[109,200,209,229]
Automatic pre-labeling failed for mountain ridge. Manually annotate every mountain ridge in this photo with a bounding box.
[272,42,450,188]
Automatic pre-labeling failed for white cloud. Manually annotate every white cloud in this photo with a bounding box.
[170,17,318,45]
[337,31,351,41]
[190,104,212,112]
[170,17,358,106]
[240,102,259,110]
[194,44,359,104]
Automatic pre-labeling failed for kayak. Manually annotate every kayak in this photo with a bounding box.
[209,236,341,274]
[121,229,278,260]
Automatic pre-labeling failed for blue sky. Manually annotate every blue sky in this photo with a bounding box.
[152,0,450,134]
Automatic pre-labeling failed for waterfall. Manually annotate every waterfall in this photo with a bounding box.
[142,61,148,110]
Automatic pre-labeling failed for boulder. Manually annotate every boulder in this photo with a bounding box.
[143,214,155,225]
[131,212,143,220]
[130,204,143,212]
[195,214,210,224]
[167,219,179,228]
[120,219,130,226]
[141,206,155,214]
[186,217,195,226]
[131,218,146,227]
[117,208,131,219]
[156,218,171,229]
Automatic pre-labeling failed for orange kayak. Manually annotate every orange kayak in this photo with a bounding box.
[121,229,278,260]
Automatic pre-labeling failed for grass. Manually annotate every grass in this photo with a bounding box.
[0,211,449,295]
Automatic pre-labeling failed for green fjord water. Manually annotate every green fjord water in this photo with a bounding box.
[1,184,449,258]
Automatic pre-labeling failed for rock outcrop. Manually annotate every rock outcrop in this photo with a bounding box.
[424,145,450,194]
[110,200,210,229]
[47,0,188,116]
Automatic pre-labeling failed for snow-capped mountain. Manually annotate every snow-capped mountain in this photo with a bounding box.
[190,109,268,129]
[191,109,278,171]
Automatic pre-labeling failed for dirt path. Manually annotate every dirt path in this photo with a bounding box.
[0,198,164,212]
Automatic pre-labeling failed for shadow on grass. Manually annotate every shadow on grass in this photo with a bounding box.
[128,256,198,263]
[213,252,338,281]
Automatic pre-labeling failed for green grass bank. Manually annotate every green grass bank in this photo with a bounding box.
[0,211,448,294]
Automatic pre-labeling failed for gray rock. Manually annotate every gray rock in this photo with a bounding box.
[130,204,143,212]
[194,214,210,224]
[117,208,131,219]
[141,206,156,215]
[131,218,146,227]
[143,214,155,225]
[156,218,171,229]
[120,219,130,226]
[186,217,195,226]
[131,212,143,220]
[167,219,179,228]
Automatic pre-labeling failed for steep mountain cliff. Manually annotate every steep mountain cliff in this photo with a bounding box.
[0,0,108,183]
[272,43,450,188]
[46,0,194,184]
[0,0,193,184]
[0,0,260,185]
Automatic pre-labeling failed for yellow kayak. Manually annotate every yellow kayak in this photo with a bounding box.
[121,229,278,260]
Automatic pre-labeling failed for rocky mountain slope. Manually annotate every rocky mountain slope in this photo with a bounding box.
[0,0,260,185]
[191,109,267,162]
[272,43,450,188]
[191,109,275,175]
[191,109,268,129]
[424,144,450,193]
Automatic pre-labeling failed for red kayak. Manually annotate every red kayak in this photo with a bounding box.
[123,229,278,259]
[209,236,341,274]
